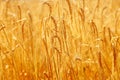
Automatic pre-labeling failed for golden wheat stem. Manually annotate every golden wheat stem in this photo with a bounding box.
[101,7,107,28]
[1,24,11,49]
[42,38,53,79]
[28,12,34,55]
[66,0,73,21]
[17,5,21,20]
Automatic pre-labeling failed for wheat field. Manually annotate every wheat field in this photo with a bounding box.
[0,0,120,80]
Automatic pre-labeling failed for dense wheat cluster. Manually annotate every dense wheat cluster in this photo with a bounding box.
[0,0,120,80]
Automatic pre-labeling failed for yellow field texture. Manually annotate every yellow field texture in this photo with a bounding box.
[0,0,120,80]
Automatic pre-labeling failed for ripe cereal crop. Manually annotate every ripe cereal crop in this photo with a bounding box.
[0,0,120,80]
